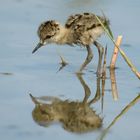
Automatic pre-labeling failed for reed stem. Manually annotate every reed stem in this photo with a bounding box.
[95,15,140,79]
[110,35,122,69]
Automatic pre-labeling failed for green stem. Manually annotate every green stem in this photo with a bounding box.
[95,15,140,79]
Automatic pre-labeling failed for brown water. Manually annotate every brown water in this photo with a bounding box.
[0,0,140,140]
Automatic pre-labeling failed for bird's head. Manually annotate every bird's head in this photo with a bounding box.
[32,20,60,53]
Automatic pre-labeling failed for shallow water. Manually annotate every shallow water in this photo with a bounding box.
[0,0,140,140]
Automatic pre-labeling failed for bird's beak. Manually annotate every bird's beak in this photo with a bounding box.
[29,94,40,105]
[32,42,43,53]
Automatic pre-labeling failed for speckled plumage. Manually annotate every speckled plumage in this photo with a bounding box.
[65,13,109,46]
[33,12,110,74]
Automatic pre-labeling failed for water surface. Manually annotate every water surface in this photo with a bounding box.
[0,0,140,140]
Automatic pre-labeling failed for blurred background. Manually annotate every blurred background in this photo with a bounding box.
[0,0,140,140]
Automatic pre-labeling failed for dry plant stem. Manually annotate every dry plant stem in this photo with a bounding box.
[59,55,68,66]
[98,94,140,140]
[57,54,68,72]
[95,15,140,79]
[110,69,119,101]
[56,49,68,66]
[110,36,122,69]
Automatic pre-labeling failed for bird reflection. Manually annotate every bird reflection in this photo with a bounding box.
[30,73,103,133]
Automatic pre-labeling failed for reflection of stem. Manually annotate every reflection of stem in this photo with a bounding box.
[98,94,140,140]
[101,46,107,112]
[102,46,107,78]
[110,69,119,101]
[101,78,105,113]
[76,73,91,104]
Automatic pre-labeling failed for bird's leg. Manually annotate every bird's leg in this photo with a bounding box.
[88,77,101,105]
[78,46,93,73]
[94,41,104,77]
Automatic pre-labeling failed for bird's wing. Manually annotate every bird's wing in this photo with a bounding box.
[65,13,107,32]
[65,13,108,46]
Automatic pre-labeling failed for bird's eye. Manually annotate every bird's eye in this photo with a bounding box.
[46,35,52,39]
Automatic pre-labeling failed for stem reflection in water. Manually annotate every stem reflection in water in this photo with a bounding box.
[98,94,140,140]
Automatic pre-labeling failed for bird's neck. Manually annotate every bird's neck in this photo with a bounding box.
[54,26,73,45]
